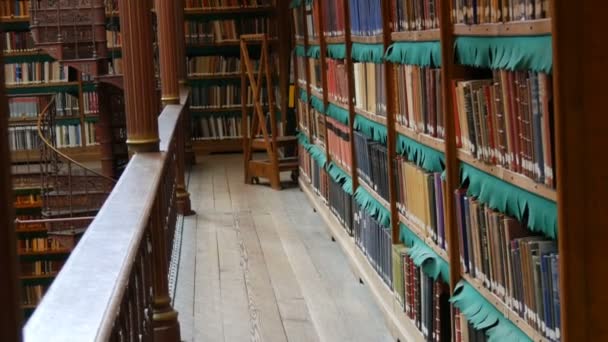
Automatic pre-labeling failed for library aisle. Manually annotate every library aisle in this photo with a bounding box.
[173,154,392,342]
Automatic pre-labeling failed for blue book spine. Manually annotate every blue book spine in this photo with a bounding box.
[541,254,552,340]
[461,196,470,274]
[551,254,561,341]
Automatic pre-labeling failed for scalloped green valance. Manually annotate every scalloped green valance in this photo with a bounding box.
[399,224,450,283]
[354,187,391,227]
[294,45,306,57]
[454,36,552,73]
[396,133,445,173]
[307,45,321,59]
[299,89,309,103]
[354,114,388,144]
[308,144,327,168]
[297,131,310,146]
[311,95,326,113]
[351,43,385,63]
[461,163,557,239]
[326,162,353,195]
[450,281,531,342]
[326,103,349,125]
[385,41,442,67]
[327,44,347,60]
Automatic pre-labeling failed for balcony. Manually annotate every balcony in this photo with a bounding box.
[23,89,191,341]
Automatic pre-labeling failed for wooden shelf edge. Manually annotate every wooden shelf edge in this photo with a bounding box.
[460,274,549,342]
[6,81,79,89]
[351,35,384,44]
[184,5,273,15]
[457,150,557,201]
[325,35,346,44]
[395,124,445,152]
[398,213,449,262]
[327,98,349,111]
[391,29,440,42]
[299,179,425,342]
[358,177,391,210]
[354,107,388,126]
[453,19,552,36]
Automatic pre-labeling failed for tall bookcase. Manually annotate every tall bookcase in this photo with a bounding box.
[184,1,290,155]
[2,1,106,164]
[294,1,561,341]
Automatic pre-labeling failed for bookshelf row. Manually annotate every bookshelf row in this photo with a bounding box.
[294,0,558,341]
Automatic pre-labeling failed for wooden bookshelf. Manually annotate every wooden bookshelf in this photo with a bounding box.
[192,138,243,154]
[391,29,440,42]
[457,150,557,201]
[325,36,345,44]
[395,124,445,152]
[461,273,549,342]
[293,0,561,341]
[354,107,388,126]
[397,212,449,262]
[351,35,384,44]
[453,19,552,36]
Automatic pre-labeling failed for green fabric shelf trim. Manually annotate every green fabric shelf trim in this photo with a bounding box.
[299,89,309,103]
[396,133,445,173]
[354,187,391,227]
[327,44,347,60]
[307,45,321,59]
[399,224,450,283]
[326,162,354,195]
[450,281,531,342]
[297,131,310,146]
[354,114,388,144]
[461,163,557,239]
[311,95,326,113]
[294,45,307,57]
[454,36,552,73]
[385,41,442,67]
[326,103,349,125]
[308,144,327,168]
[351,43,385,63]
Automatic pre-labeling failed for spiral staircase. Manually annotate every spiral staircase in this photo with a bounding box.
[20,0,126,226]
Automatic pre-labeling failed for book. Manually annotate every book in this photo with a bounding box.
[354,61,387,118]
[452,71,555,188]
[394,0,440,31]
[394,64,444,139]
[349,0,383,36]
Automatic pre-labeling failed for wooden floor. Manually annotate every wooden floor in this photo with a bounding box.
[173,154,393,342]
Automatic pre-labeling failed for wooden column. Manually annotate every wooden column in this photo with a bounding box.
[156,0,193,215]
[552,0,608,340]
[156,0,180,106]
[119,0,159,153]
[0,50,21,341]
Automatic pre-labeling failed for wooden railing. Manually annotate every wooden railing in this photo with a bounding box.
[23,89,191,341]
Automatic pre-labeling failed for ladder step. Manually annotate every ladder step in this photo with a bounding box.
[250,157,299,172]
[251,136,298,150]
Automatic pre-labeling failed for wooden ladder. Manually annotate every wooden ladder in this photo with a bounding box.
[240,34,298,190]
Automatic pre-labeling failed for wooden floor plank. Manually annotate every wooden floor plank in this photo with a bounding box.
[193,218,224,342]
[235,211,288,342]
[178,154,393,342]
[252,212,320,342]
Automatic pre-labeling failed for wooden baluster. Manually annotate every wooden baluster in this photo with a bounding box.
[0,43,21,342]
[149,196,180,341]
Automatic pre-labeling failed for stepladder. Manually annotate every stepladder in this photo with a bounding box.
[240,34,298,190]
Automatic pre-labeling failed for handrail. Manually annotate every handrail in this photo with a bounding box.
[24,88,190,342]
[36,97,116,183]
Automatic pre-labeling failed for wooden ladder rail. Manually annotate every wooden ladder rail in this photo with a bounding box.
[240,34,282,188]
